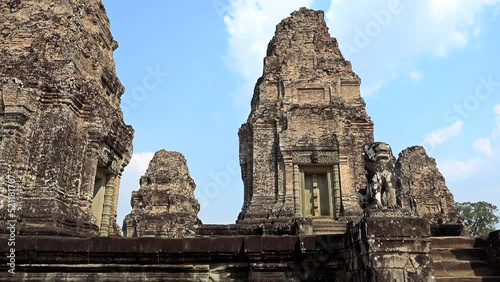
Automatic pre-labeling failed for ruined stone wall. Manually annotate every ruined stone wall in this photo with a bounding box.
[0,0,133,236]
[123,150,200,238]
[396,146,463,231]
[345,211,434,281]
[238,8,373,223]
[0,234,346,281]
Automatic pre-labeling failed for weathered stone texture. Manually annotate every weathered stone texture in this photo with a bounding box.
[396,146,463,229]
[238,8,373,224]
[359,142,399,209]
[123,150,200,238]
[486,230,500,271]
[0,234,346,281]
[0,0,133,236]
[345,212,434,282]
[0,3,492,280]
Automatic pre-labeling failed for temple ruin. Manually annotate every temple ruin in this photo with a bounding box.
[396,146,465,235]
[0,2,499,281]
[238,9,373,226]
[123,150,200,238]
[0,0,133,236]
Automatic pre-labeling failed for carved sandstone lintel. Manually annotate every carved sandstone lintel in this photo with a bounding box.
[98,143,122,174]
[292,150,339,164]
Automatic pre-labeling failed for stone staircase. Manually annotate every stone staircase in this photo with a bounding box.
[311,218,347,235]
[432,237,500,281]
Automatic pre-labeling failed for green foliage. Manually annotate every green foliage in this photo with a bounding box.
[456,201,500,237]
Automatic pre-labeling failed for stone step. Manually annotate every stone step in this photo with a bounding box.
[431,237,485,249]
[313,230,345,235]
[311,220,347,235]
[312,227,347,234]
[432,248,487,261]
[436,277,500,282]
[433,260,500,277]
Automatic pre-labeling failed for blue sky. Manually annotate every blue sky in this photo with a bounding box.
[101,0,500,227]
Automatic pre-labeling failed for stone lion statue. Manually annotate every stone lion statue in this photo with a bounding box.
[357,142,399,209]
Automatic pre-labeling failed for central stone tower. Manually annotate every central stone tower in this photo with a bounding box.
[238,8,373,224]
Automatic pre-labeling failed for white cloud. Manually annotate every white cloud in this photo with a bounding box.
[361,80,387,97]
[473,27,482,36]
[361,72,399,97]
[224,0,314,110]
[473,138,494,157]
[422,121,464,148]
[117,152,155,227]
[439,106,500,184]
[437,158,483,181]
[325,0,500,95]
[409,70,423,82]
[125,152,155,174]
[494,104,500,115]
[224,0,499,101]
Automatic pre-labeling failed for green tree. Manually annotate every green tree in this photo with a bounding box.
[456,201,500,237]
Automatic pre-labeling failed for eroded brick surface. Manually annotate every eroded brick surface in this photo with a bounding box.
[123,150,200,238]
[238,8,374,223]
[0,0,133,236]
[396,146,464,233]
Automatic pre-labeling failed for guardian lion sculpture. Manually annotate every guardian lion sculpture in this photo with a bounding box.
[357,142,399,209]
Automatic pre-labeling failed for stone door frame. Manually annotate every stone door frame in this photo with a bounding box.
[299,165,334,217]
[291,149,342,219]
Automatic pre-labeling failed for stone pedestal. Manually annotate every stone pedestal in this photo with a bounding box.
[345,209,434,281]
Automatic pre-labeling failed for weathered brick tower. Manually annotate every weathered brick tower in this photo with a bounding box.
[123,150,200,238]
[0,0,133,236]
[238,8,373,224]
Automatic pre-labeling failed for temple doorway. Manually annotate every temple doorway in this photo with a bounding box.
[300,166,333,217]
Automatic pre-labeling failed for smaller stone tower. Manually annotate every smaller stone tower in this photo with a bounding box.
[396,146,465,234]
[123,150,200,238]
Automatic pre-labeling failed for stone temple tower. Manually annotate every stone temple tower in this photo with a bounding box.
[238,8,374,224]
[123,150,200,238]
[0,1,133,236]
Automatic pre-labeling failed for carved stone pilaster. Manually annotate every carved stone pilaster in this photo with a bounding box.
[293,164,301,216]
[99,174,116,237]
[333,164,342,218]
